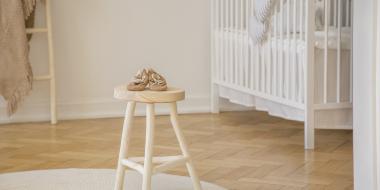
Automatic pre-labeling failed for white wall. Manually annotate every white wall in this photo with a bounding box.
[353,0,379,189]
[0,0,236,123]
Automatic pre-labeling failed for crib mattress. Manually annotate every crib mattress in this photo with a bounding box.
[215,27,351,50]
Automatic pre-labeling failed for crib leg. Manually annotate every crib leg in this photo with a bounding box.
[304,113,315,149]
[211,83,220,113]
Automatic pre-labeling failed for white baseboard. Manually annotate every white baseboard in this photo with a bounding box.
[0,96,252,124]
[0,96,212,124]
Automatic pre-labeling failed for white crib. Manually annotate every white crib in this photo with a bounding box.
[210,0,352,149]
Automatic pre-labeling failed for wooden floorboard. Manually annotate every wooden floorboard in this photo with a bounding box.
[0,111,353,190]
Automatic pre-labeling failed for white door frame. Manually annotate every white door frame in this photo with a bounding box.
[353,0,379,189]
[376,0,380,186]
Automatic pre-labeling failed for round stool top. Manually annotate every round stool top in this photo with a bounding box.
[114,85,185,103]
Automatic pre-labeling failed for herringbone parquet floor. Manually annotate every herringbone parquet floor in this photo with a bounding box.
[0,111,353,190]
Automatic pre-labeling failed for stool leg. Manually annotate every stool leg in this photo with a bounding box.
[114,101,136,190]
[142,103,156,190]
[169,102,203,190]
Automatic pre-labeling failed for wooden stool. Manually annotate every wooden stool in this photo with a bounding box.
[113,85,203,190]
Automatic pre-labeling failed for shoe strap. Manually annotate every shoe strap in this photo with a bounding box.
[150,73,166,86]
[132,70,147,84]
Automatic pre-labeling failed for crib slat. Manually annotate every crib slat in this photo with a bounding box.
[226,0,230,83]
[292,0,297,101]
[262,41,265,93]
[216,0,224,81]
[350,0,353,102]
[273,3,278,96]
[300,1,304,42]
[334,0,337,27]
[328,1,331,26]
[225,1,227,82]
[220,0,223,82]
[240,0,244,86]
[216,0,218,82]
[286,0,291,100]
[345,0,350,27]
[266,1,272,94]
[217,0,221,81]
[229,0,233,84]
[279,0,284,98]
[298,48,304,103]
[233,0,241,86]
[236,0,239,85]
[234,0,238,85]
[225,0,229,83]
[211,0,215,81]
[222,0,226,83]
[267,19,272,94]
[323,0,329,103]
[260,6,264,92]
[244,0,249,89]
[261,40,265,92]
[250,40,254,89]
[250,0,255,90]
[298,0,304,102]
[256,46,260,91]
[337,0,341,103]
[254,0,260,91]
[213,0,219,81]
[235,0,239,85]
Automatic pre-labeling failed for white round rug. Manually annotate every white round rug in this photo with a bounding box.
[0,169,226,190]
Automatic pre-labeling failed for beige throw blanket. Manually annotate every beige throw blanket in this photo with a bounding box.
[0,0,37,115]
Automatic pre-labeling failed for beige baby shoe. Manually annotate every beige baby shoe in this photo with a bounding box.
[148,69,167,91]
[127,69,149,91]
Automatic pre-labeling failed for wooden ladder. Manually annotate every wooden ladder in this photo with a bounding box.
[26,0,57,124]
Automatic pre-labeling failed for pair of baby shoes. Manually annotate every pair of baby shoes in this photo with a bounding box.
[127,68,167,91]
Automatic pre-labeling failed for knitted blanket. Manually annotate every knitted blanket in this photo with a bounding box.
[0,0,37,115]
[249,0,278,45]
[249,0,327,45]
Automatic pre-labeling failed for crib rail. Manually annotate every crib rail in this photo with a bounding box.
[211,0,352,110]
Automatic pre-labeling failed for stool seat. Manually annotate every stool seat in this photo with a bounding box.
[114,85,185,103]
